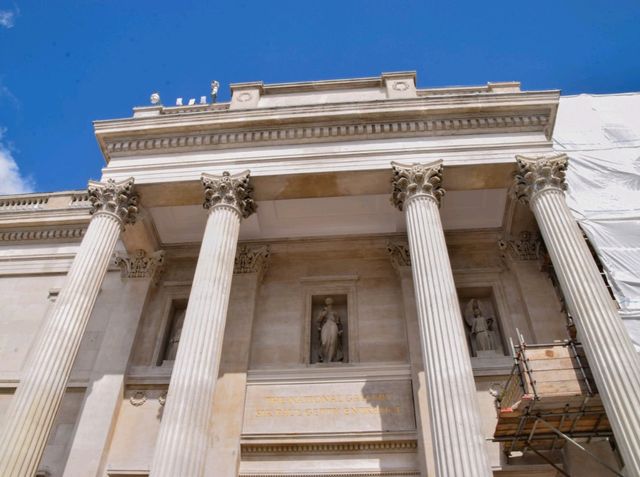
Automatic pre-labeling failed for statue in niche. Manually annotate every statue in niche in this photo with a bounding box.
[464,298,497,354]
[164,307,186,361]
[317,298,343,363]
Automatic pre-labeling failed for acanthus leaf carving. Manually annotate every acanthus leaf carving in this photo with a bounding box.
[498,231,541,261]
[114,249,165,282]
[391,161,445,211]
[88,177,138,227]
[201,171,256,219]
[234,244,270,276]
[386,240,411,270]
[514,153,568,204]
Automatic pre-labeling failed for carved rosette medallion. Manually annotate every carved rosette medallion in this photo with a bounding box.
[234,244,270,276]
[391,161,445,211]
[514,154,568,204]
[114,249,166,281]
[88,177,138,228]
[201,170,256,218]
[386,240,411,270]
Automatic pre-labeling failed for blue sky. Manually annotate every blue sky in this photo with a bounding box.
[0,1,639,194]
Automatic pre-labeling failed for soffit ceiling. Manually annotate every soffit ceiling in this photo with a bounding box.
[149,189,507,245]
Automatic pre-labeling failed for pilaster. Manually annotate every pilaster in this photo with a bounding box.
[206,245,269,475]
[63,250,163,477]
[387,240,436,477]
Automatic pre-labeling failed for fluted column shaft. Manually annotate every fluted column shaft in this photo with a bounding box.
[0,178,137,477]
[150,171,255,477]
[517,154,640,476]
[391,162,492,477]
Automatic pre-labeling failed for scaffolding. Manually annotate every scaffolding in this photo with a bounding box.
[492,332,622,476]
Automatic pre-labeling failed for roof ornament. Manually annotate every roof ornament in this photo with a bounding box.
[210,80,220,103]
[150,92,161,105]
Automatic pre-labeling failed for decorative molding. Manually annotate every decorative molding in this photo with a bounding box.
[103,113,550,157]
[158,392,167,407]
[0,227,86,242]
[234,244,270,276]
[498,231,541,261]
[241,440,417,455]
[88,177,138,227]
[114,249,166,281]
[514,153,568,204]
[201,170,256,218]
[247,363,411,385]
[0,196,49,212]
[390,161,445,210]
[129,391,147,406]
[240,473,419,477]
[386,240,411,269]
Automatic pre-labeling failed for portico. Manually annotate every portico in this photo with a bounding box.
[0,72,637,477]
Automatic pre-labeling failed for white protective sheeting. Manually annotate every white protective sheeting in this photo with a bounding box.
[553,93,640,348]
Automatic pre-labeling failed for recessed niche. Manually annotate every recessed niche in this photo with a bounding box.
[457,286,506,358]
[310,294,348,364]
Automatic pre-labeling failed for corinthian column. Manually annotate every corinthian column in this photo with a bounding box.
[150,171,256,477]
[515,153,640,476]
[0,178,138,477]
[391,161,492,477]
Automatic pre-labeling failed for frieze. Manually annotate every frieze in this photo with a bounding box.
[103,113,549,158]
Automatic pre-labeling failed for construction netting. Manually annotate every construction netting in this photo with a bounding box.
[554,93,640,349]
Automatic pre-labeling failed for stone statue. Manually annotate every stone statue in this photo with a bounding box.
[464,298,496,353]
[317,298,343,362]
[165,308,186,361]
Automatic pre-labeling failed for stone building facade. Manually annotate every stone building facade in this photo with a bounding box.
[0,72,639,476]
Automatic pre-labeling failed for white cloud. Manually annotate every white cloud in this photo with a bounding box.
[0,8,17,28]
[0,128,34,194]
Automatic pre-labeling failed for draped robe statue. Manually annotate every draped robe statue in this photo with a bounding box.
[317,298,343,362]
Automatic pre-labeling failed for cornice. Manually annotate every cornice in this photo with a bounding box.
[99,111,552,160]
[95,91,559,161]
[0,226,86,242]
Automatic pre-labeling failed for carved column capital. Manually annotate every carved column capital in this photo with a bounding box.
[390,160,445,210]
[386,240,411,270]
[514,153,568,204]
[498,231,541,261]
[201,170,256,218]
[114,249,165,283]
[88,177,138,228]
[234,244,270,277]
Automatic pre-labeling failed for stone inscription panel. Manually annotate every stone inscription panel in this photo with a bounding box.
[243,379,416,434]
